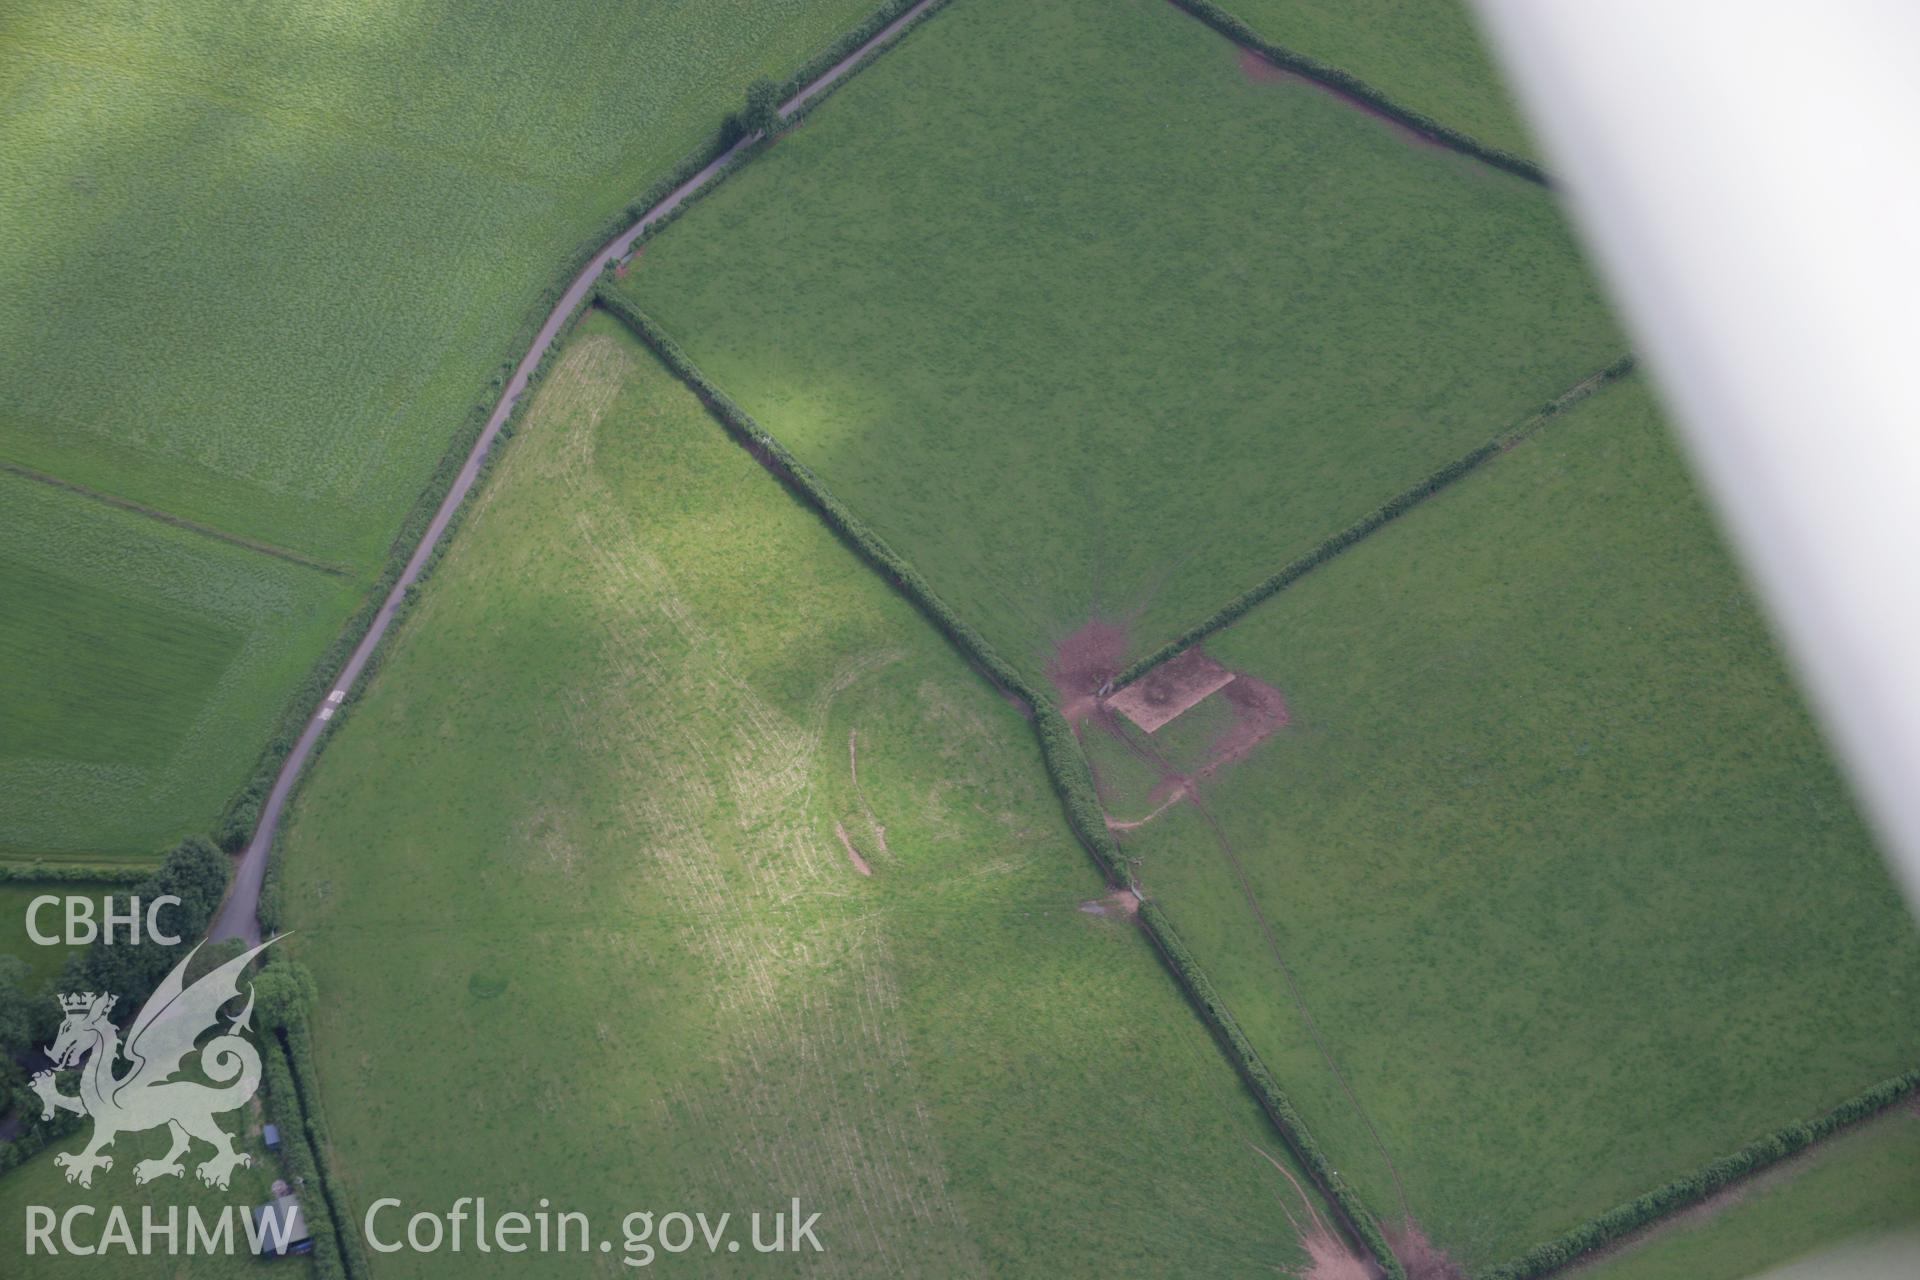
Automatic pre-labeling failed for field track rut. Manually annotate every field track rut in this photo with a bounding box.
[208,0,944,944]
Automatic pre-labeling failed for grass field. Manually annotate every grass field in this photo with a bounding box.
[614,0,1621,685]
[0,0,890,858]
[1581,1105,1920,1280]
[1216,0,1536,159]
[1087,376,1920,1269]
[0,0,883,566]
[267,313,1337,1275]
[0,473,362,859]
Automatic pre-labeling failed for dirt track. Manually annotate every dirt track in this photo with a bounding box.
[208,0,944,946]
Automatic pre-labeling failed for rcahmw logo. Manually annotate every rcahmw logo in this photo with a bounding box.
[21,938,301,1259]
[33,938,276,1189]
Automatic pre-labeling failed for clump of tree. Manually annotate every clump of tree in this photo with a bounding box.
[252,959,318,1032]
[48,836,232,1040]
[738,77,782,139]
[0,956,34,1088]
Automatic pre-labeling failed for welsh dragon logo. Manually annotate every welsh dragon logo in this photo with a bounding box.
[31,938,276,1190]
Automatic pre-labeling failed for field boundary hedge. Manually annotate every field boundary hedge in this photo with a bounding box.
[598,289,1405,1279]
[214,0,943,856]
[0,460,351,576]
[268,1011,372,1280]
[1165,0,1546,184]
[1113,355,1634,688]
[261,1028,354,1278]
[1487,1068,1920,1279]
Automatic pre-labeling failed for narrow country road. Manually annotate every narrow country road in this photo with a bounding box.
[209,0,941,945]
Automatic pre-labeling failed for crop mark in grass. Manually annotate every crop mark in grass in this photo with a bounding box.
[1107,789,1190,832]
[1249,1143,1378,1280]
[0,459,351,576]
[1187,788,1417,1226]
[1098,652,1291,830]
[847,729,892,859]
[833,821,874,876]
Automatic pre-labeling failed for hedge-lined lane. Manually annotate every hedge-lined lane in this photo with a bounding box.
[207,0,949,947]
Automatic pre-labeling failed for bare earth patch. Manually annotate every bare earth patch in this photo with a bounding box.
[848,729,891,858]
[1047,618,1129,722]
[1097,658,1292,828]
[1108,648,1236,733]
[833,821,873,877]
[1078,888,1141,918]
[1249,1143,1382,1279]
[1389,1221,1465,1280]
[1238,46,1290,82]
[1208,673,1290,770]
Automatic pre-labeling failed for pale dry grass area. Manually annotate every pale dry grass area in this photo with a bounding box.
[505,335,982,1271]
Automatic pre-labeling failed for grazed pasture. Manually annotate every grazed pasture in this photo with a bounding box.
[617,0,1621,684]
[1107,377,1920,1269]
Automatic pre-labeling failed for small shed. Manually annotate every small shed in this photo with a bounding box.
[262,1123,281,1150]
[254,1196,313,1257]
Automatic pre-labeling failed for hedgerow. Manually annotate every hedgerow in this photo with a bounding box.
[260,1029,352,1279]
[774,0,943,109]
[595,289,1029,698]
[1114,356,1634,688]
[1487,1068,1920,1279]
[600,289,1404,1278]
[1164,0,1547,184]
[1140,900,1404,1277]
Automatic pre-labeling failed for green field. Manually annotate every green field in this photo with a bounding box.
[1582,1107,1920,1280]
[615,0,1620,684]
[0,0,884,566]
[0,474,362,859]
[0,0,893,857]
[7,1,1911,1275]
[1217,0,1536,159]
[268,314,1335,1275]
[1087,376,1920,1269]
